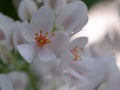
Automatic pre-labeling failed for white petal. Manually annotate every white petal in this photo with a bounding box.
[13,22,25,49]
[0,13,13,24]
[0,13,13,34]
[65,67,88,81]
[50,31,70,56]
[18,0,37,21]
[4,23,15,50]
[0,13,14,40]
[17,43,37,63]
[4,22,23,50]
[30,6,55,32]
[71,56,107,87]
[59,50,73,70]
[63,67,89,87]
[56,1,88,34]
[37,47,56,61]
[70,36,88,49]
[44,0,64,14]
[22,21,35,43]
[8,71,28,90]
[0,74,13,90]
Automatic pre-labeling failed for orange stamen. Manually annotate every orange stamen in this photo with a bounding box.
[34,31,54,47]
[71,47,80,61]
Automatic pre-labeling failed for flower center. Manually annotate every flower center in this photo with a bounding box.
[34,31,54,47]
[71,47,84,61]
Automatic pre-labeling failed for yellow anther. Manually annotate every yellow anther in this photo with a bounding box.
[39,40,43,43]
[71,46,83,61]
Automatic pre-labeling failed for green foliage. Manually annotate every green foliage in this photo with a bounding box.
[83,0,99,8]
[0,0,19,20]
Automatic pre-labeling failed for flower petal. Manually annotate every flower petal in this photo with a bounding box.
[70,36,88,49]
[44,0,64,14]
[0,13,13,24]
[0,74,13,90]
[18,0,37,21]
[63,67,89,87]
[21,21,35,43]
[8,71,28,90]
[4,23,15,50]
[13,22,25,49]
[64,67,88,81]
[50,31,70,56]
[30,6,55,32]
[4,22,24,50]
[70,56,107,87]
[56,1,88,34]
[17,43,37,63]
[59,50,73,71]
[0,13,14,40]
[37,47,56,61]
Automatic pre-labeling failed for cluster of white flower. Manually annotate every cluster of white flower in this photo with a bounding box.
[17,0,89,89]
[0,0,120,90]
[0,0,89,90]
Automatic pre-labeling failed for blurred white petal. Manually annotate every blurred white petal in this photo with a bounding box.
[30,6,55,32]
[8,71,28,90]
[37,47,56,61]
[0,74,13,90]
[56,1,88,34]
[18,0,37,21]
[17,43,37,63]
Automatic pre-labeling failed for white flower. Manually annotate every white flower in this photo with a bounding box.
[0,14,24,51]
[59,36,88,71]
[98,54,120,90]
[44,0,88,35]
[66,0,80,3]
[0,13,24,50]
[18,0,88,35]
[31,49,73,79]
[0,13,14,40]
[18,0,37,21]
[4,21,25,50]
[70,36,88,61]
[63,54,108,90]
[17,6,69,63]
[55,1,88,35]
[0,74,13,90]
